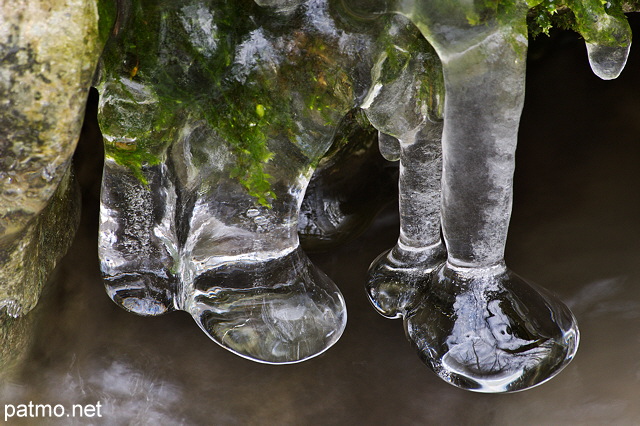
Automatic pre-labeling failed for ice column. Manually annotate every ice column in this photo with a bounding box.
[362,15,446,318]
[396,1,579,392]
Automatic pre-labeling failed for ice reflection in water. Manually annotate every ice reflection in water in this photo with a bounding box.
[443,298,551,386]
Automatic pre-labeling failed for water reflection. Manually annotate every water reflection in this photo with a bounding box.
[443,297,553,384]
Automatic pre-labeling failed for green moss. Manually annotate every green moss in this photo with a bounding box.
[97,0,117,46]
[99,0,280,206]
[105,144,162,185]
[98,0,359,207]
[570,0,631,46]
[527,0,633,47]
[376,17,444,121]
[527,3,576,38]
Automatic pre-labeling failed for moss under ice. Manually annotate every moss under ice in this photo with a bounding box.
[99,0,360,206]
[527,0,633,45]
[99,0,286,206]
[97,0,635,206]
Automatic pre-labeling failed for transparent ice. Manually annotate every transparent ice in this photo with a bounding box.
[340,0,592,392]
[94,0,632,388]
[569,0,633,80]
[361,24,446,319]
[96,0,435,364]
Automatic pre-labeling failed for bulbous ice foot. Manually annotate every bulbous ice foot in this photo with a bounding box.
[186,247,347,364]
[366,242,446,319]
[103,272,177,316]
[405,263,579,393]
[99,162,178,317]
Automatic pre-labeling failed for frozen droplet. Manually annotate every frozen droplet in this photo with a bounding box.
[406,264,579,393]
[585,42,631,80]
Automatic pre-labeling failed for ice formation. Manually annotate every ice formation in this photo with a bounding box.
[0,0,635,392]
[96,0,441,364]
[351,0,629,392]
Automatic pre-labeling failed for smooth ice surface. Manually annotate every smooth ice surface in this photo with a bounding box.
[188,246,346,364]
[377,132,401,162]
[94,0,627,378]
[362,17,446,318]
[365,124,446,319]
[585,42,631,80]
[406,264,579,392]
[97,0,439,364]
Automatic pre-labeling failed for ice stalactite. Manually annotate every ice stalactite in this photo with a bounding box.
[361,15,446,319]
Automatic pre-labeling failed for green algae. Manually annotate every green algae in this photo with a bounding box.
[97,0,635,206]
[527,0,634,46]
[98,0,359,206]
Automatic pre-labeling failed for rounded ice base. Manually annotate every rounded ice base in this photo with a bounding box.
[405,262,579,393]
[366,242,446,319]
[186,247,347,364]
[104,272,176,316]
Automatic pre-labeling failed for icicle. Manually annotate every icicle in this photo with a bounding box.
[362,15,446,319]
[586,42,631,80]
[389,0,580,392]
[571,0,633,79]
